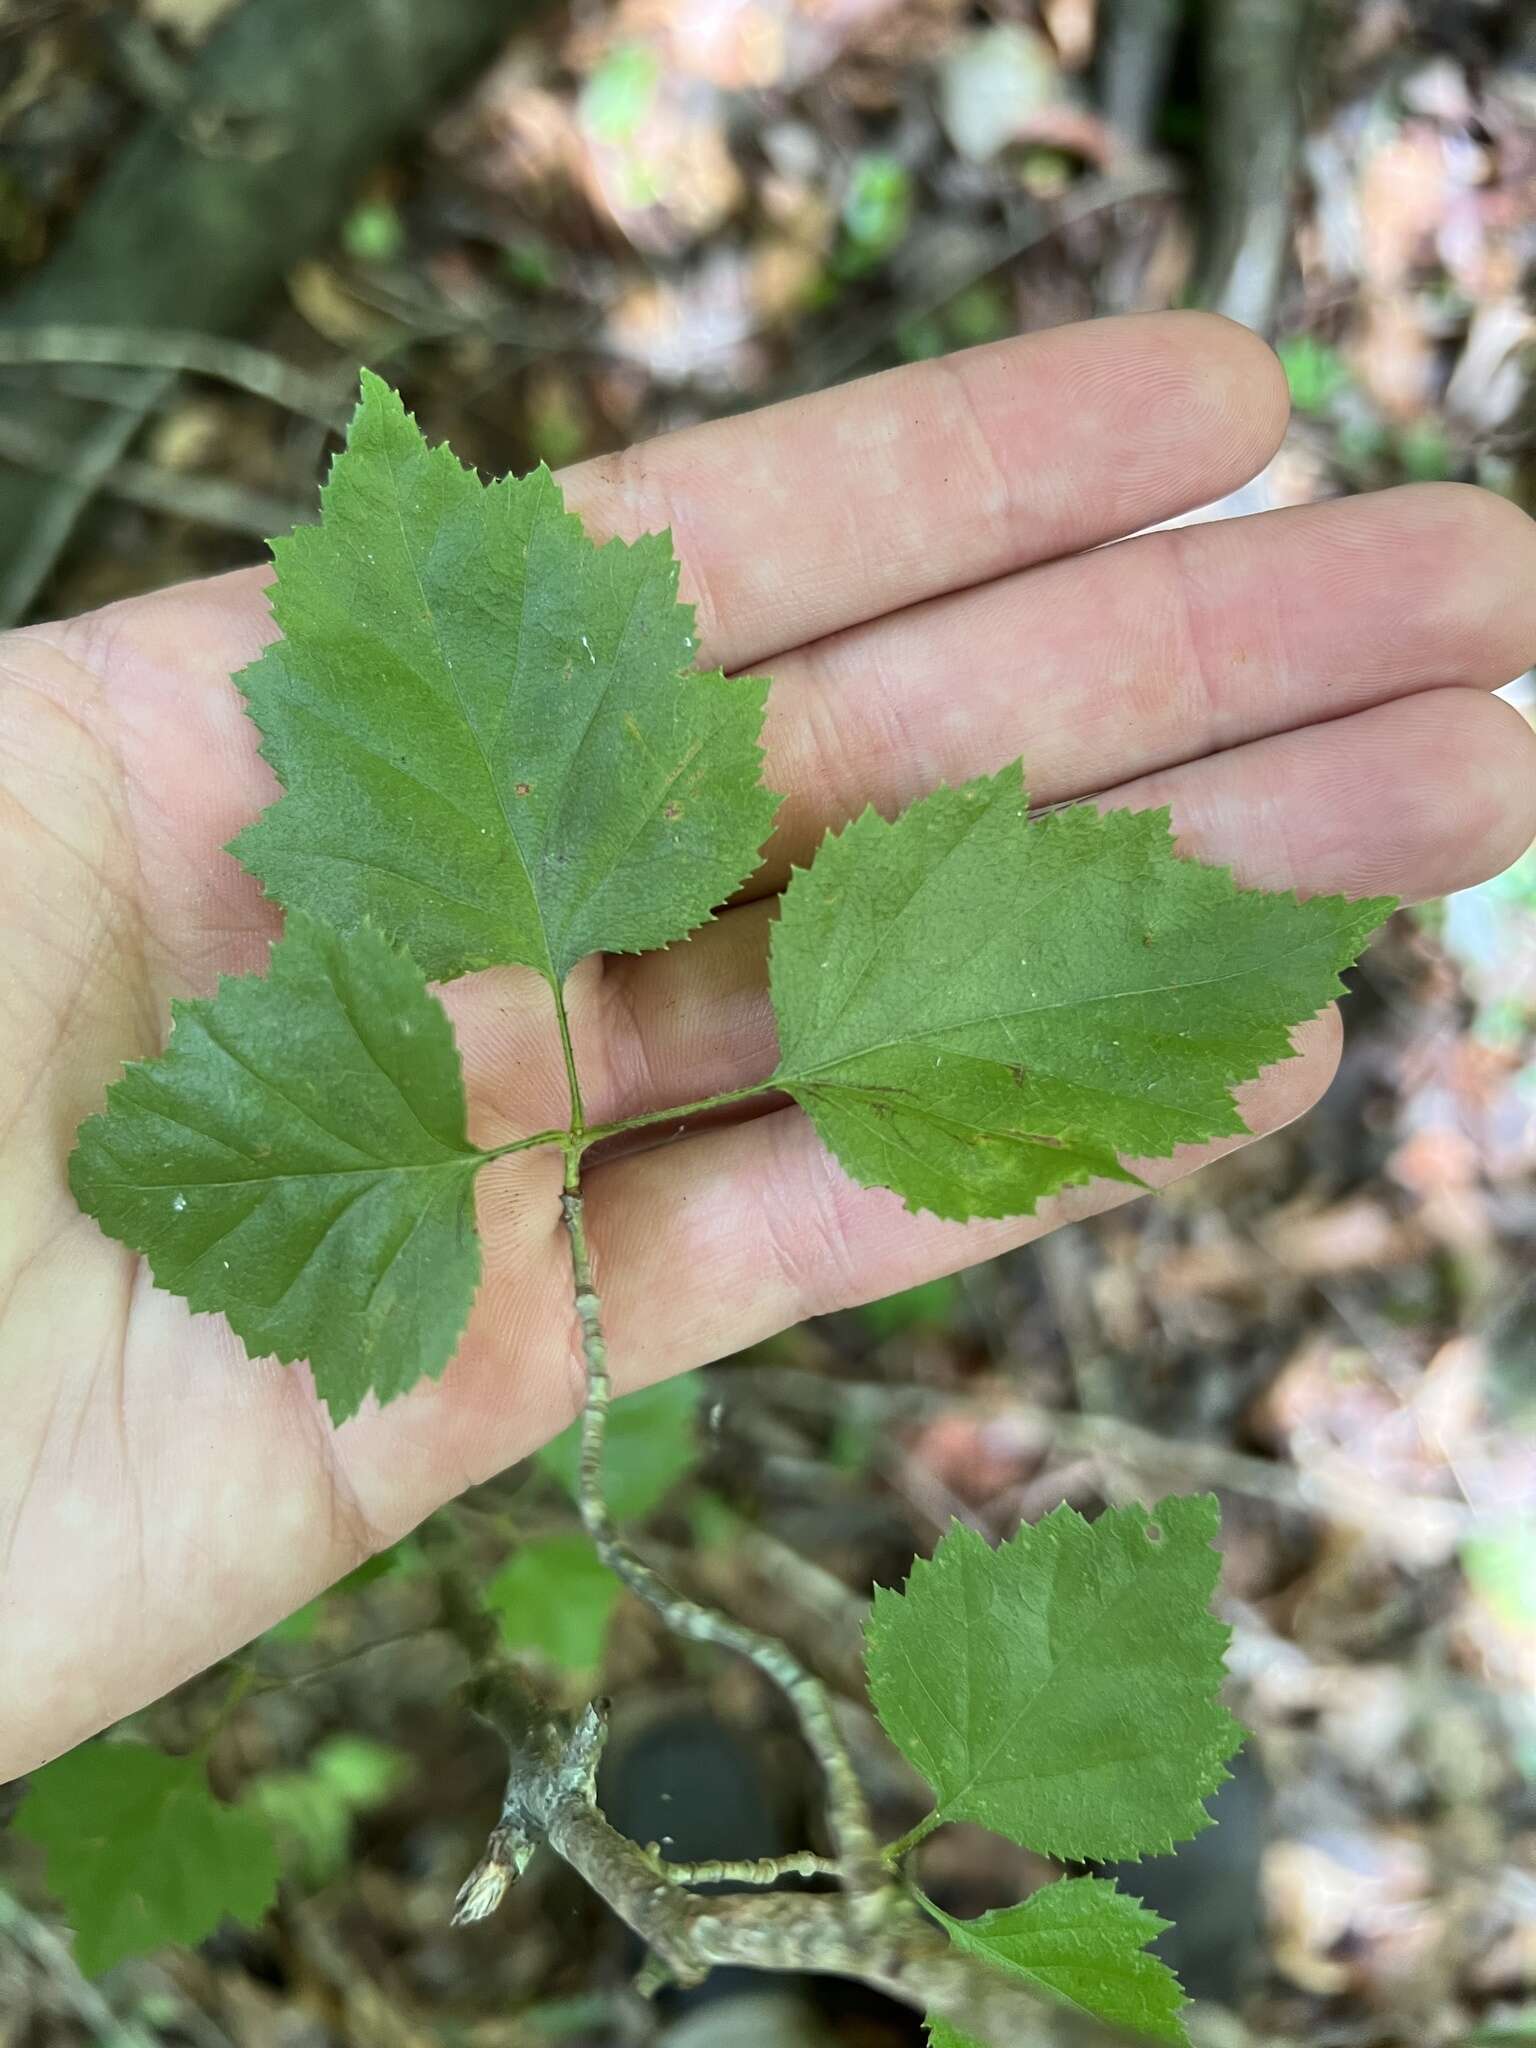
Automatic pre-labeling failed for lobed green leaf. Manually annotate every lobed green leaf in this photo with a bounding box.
[771,771,1392,1220]
[15,1744,278,1975]
[485,1534,622,1671]
[865,1496,1243,1861]
[69,913,487,1422]
[925,2020,985,2048]
[926,1878,1188,2044]
[231,372,779,986]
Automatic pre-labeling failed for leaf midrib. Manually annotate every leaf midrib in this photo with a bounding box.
[382,433,558,985]
[86,1159,482,1194]
[778,913,1363,1088]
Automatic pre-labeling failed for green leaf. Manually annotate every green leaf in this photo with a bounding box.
[69,913,486,1423]
[582,43,661,142]
[1275,334,1349,415]
[1462,1523,1536,1628]
[231,372,778,986]
[249,1734,408,1888]
[927,1879,1188,2045]
[859,1274,960,1339]
[15,1744,278,1974]
[770,772,1391,1221]
[486,1535,621,1670]
[1469,2014,1536,2044]
[926,2020,985,2048]
[539,1374,699,1521]
[865,1497,1242,1860]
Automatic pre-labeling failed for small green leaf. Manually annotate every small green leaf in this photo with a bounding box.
[539,1375,699,1521]
[841,153,912,259]
[689,1489,745,1549]
[926,2019,985,2048]
[231,373,778,986]
[1463,1523,1536,1628]
[582,43,660,143]
[859,1274,960,1339]
[16,1744,278,1974]
[342,198,404,264]
[771,772,1391,1221]
[1275,334,1349,415]
[1469,2013,1536,2044]
[486,1535,621,1671]
[865,1497,1242,1860]
[70,913,488,1422]
[249,1735,408,1887]
[1395,418,1452,483]
[927,1879,1188,2044]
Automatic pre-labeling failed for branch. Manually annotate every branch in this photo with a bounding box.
[1194,0,1311,334]
[441,1194,1156,2045]
[0,0,549,621]
[0,327,348,427]
[0,416,311,540]
[455,1664,1096,2046]
[556,1171,890,1907]
[1094,0,1184,154]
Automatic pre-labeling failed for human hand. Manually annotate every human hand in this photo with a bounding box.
[4,312,1534,1777]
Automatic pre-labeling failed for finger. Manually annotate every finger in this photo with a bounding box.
[57,315,1288,692]
[571,685,1536,1132]
[1110,685,1536,901]
[752,483,1536,888]
[558,312,1289,668]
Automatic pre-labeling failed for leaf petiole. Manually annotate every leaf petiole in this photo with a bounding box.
[884,1810,942,1865]
[478,1080,781,1167]
[551,978,587,1136]
[579,1080,778,1146]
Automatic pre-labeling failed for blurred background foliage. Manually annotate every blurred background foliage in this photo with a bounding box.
[1,0,1535,2043]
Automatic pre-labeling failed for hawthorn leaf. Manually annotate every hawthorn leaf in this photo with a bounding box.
[69,913,487,1422]
[864,1496,1242,1860]
[15,1744,278,1975]
[927,1880,1188,2045]
[539,1373,699,1520]
[231,371,778,985]
[485,1534,621,1671]
[770,771,1392,1220]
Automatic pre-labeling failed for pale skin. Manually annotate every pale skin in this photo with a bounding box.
[3,313,1535,1781]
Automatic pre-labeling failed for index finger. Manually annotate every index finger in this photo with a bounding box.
[47,315,1289,714]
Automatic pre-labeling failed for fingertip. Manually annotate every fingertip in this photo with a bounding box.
[1465,688,1536,880]
[1123,310,1292,494]
[1399,482,1536,683]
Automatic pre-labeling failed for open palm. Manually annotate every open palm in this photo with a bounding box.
[4,312,1534,1780]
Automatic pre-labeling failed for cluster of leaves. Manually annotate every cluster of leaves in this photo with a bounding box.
[13,1476,1239,2045]
[869,1496,1239,2045]
[52,376,1391,2034]
[70,371,1389,1423]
